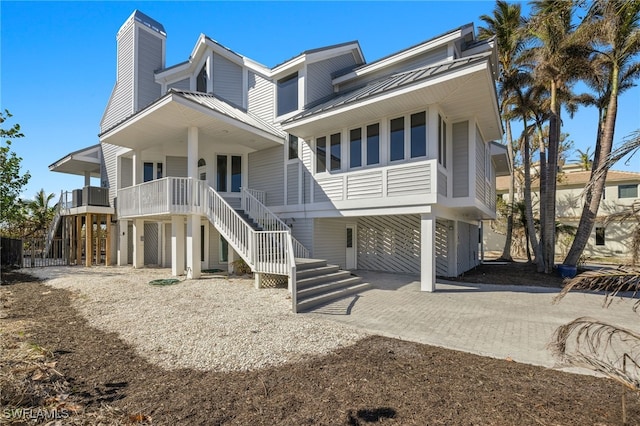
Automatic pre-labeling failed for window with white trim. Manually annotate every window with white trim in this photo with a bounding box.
[438,114,447,167]
[277,72,298,116]
[330,133,341,171]
[288,135,299,160]
[316,136,327,173]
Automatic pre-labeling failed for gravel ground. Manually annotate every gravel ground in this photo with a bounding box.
[25,266,367,372]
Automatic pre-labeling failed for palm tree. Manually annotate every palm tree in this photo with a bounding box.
[525,0,590,272]
[564,0,640,266]
[479,0,527,261]
[25,189,55,238]
[575,147,593,170]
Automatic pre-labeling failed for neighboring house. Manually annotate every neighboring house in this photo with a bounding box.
[485,163,640,260]
[47,10,508,310]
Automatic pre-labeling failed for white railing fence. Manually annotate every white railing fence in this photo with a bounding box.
[241,188,310,258]
[117,178,297,279]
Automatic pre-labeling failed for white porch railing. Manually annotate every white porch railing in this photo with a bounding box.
[241,188,310,258]
[117,177,296,279]
[44,191,71,258]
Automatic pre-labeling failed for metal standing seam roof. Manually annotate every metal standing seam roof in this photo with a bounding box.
[284,52,493,124]
[173,90,287,139]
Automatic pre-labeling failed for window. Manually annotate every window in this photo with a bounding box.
[277,72,298,116]
[220,236,229,262]
[390,117,405,161]
[143,162,153,182]
[288,135,299,160]
[216,155,242,193]
[346,227,353,248]
[200,225,205,262]
[350,128,362,168]
[618,184,638,199]
[410,112,426,158]
[330,133,341,171]
[198,158,206,180]
[366,124,380,165]
[595,227,605,246]
[197,65,207,93]
[143,162,162,182]
[217,155,227,192]
[316,136,326,173]
[438,114,447,167]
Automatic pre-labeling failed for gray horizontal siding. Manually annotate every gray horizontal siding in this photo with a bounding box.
[168,78,190,91]
[313,218,349,268]
[475,126,485,202]
[306,53,357,107]
[101,143,123,204]
[346,172,382,199]
[100,22,134,133]
[137,27,163,110]
[248,146,284,206]
[247,71,275,125]
[291,218,313,257]
[387,164,431,196]
[287,163,299,205]
[452,121,469,198]
[213,53,243,106]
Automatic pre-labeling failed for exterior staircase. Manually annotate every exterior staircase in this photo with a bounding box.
[234,209,262,231]
[294,258,372,312]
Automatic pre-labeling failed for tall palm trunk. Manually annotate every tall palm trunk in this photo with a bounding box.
[564,66,620,266]
[536,123,548,272]
[521,120,543,268]
[501,121,515,261]
[543,79,560,273]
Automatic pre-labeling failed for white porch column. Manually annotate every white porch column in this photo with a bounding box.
[132,218,144,269]
[84,171,91,187]
[132,149,143,185]
[171,215,185,276]
[420,213,436,292]
[186,217,201,279]
[185,127,201,279]
[117,219,129,266]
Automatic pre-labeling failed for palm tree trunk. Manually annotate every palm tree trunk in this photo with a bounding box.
[501,121,515,261]
[564,67,620,266]
[544,79,560,273]
[522,123,543,268]
[536,123,547,273]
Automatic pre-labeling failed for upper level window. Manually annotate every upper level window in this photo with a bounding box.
[350,128,362,168]
[410,112,426,158]
[197,65,207,93]
[438,114,447,167]
[288,135,299,160]
[618,184,638,199]
[316,136,327,173]
[390,117,405,161]
[330,133,341,171]
[366,124,380,165]
[277,72,298,116]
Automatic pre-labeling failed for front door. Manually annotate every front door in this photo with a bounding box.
[345,224,357,270]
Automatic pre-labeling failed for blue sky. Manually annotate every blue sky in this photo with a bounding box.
[1,1,639,201]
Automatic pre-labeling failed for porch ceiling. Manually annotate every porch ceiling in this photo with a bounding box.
[49,144,101,177]
[282,56,502,142]
[99,91,286,152]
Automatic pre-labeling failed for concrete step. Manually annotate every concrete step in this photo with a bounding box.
[297,276,363,299]
[296,264,341,280]
[295,258,328,271]
[297,270,354,289]
[296,282,373,312]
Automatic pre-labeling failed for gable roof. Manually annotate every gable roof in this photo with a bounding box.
[285,52,491,124]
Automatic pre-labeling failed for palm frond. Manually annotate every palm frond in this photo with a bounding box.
[553,266,640,312]
[549,317,640,391]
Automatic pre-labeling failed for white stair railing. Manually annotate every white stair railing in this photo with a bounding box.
[241,188,310,258]
[43,191,70,258]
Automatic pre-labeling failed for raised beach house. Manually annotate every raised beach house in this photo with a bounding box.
[47,10,508,311]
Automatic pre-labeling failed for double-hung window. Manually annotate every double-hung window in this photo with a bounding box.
[330,133,341,171]
[316,137,327,173]
[350,128,362,168]
[390,111,427,161]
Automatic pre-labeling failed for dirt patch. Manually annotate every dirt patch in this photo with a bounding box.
[2,274,639,425]
[449,260,567,287]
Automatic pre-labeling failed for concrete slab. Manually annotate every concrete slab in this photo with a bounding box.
[306,270,639,373]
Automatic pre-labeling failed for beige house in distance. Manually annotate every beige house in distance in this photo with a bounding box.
[484,163,640,261]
